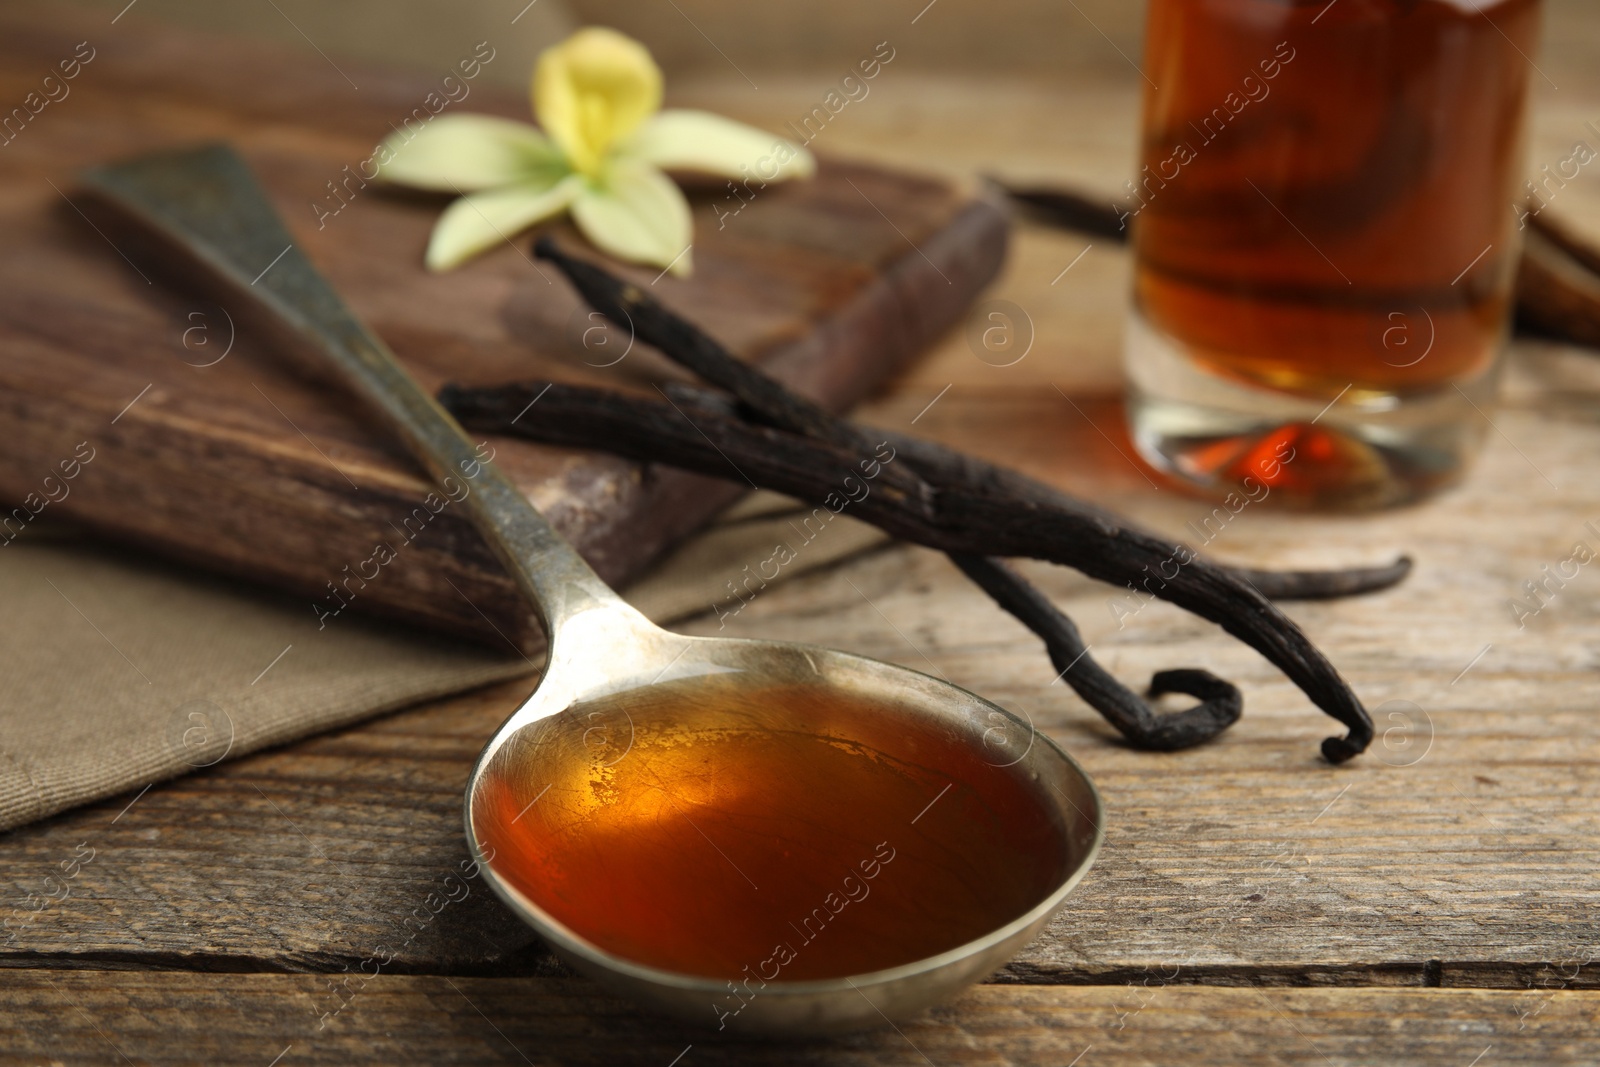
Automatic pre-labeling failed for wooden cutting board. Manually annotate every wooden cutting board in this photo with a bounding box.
[0,8,1005,650]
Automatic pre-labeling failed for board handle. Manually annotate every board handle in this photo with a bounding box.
[77,142,642,649]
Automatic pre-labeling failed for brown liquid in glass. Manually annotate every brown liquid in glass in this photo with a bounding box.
[472,674,1073,982]
[1133,0,1541,398]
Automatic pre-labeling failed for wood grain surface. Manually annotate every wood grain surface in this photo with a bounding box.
[0,6,1004,650]
[6,1,1600,1065]
[7,974,1598,1066]
[4,357,1600,1061]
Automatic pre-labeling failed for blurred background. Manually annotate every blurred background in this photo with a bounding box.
[71,0,1156,79]
[59,0,1599,81]
[57,0,1600,403]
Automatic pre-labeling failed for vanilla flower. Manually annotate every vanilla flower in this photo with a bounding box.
[377,27,815,276]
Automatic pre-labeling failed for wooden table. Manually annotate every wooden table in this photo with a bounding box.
[6,7,1600,1066]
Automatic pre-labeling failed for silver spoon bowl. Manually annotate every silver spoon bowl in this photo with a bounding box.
[80,143,1103,1036]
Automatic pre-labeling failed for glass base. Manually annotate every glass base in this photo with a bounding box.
[1124,312,1497,510]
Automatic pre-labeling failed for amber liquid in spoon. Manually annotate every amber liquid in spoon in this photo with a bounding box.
[473,673,1074,983]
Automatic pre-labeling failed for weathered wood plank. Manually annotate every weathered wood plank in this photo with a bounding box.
[2,972,1596,1066]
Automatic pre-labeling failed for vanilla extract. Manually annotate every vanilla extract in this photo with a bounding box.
[473,673,1073,981]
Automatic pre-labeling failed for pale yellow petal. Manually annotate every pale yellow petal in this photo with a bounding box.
[425,176,583,271]
[534,27,662,177]
[625,110,815,181]
[377,114,561,193]
[570,161,692,275]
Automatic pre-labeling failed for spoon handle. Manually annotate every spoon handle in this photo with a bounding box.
[78,142,638,646]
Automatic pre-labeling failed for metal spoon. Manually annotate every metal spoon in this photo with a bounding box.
[79,144,1103,1036]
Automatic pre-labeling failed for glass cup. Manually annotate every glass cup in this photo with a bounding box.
[1123,0,1543,508]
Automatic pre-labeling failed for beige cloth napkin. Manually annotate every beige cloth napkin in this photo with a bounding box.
[0,493,885,832]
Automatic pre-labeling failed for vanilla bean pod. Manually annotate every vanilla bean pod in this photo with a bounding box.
[661,383,1411,604]
[527,240,1403,758]
[532,236,1406,601]
[950,553,1242,750]
[532,237,846,445]
[995,181,1130,241]
[1517,211,1600,350]
[442,380,1375,761]
[857,423,1413,600]
[531,236,1245,750]
[523,238,1388,759]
